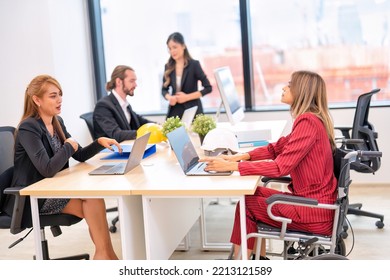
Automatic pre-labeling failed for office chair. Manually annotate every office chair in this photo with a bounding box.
[0,126,16,175]
[0,166,90,260]
[244,149,382,260]
[0,126,16,229]
[79,112,96,140]
[334,89,384,232]
[79,112,119,233]
[0,125,89,259]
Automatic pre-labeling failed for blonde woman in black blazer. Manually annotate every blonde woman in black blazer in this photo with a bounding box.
[11,75,121,260]
[162,32,212,119]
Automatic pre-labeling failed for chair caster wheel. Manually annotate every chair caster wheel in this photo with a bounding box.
[109,225,117,233]
[375,220,384,229]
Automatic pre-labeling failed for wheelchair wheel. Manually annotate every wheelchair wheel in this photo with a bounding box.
[334,238,346,256]
[309,253,348,260]
[306,238,346,259]
[318,238,346,256]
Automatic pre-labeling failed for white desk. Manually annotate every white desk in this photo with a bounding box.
[127,144,260,259]
[20,120,286,260]
[20,142,260,260]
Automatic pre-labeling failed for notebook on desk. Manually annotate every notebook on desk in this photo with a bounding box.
[167,126,232,176]
[89,132,150,175]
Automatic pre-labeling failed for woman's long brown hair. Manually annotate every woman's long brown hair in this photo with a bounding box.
[289,70,336,150]
[21,75,66,142]
[163,32,192,88]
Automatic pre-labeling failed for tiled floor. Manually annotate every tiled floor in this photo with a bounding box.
[0,184,389,260]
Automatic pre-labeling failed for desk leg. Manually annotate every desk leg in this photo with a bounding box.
[239,195,248,260]
[30,196,43,260]
[118,195,146,259]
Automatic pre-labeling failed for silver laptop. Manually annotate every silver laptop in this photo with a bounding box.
[167,126,232,176]
[181,106,198,129]
[89,132,150,175]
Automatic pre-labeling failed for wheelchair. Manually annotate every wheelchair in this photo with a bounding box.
[231,148,382,260]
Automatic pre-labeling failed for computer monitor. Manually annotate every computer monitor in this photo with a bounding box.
[214,66,245,125]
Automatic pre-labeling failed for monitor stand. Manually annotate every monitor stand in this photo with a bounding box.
[214,101,224,123]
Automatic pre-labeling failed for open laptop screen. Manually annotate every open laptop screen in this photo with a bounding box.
[181,106,198,129]
[167,127,199,172]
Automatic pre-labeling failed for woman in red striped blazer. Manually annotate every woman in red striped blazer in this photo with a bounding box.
[200,70,337,259]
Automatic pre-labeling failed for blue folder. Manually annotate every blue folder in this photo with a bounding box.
[100,144,156,160]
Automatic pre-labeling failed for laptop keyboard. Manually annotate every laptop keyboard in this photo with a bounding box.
[189,162,207,174]
[106,163,125,174]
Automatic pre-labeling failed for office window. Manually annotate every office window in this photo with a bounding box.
[100,0,243,114]
[249,0,390,109]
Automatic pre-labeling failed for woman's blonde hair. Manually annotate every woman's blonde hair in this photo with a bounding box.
[21,75,66,142]
[289,70,336,150]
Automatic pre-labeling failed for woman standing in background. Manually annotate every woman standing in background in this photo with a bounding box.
[162,32,212,119]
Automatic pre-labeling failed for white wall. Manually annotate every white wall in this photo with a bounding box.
[0,0,95,146]
[0,0,388,184]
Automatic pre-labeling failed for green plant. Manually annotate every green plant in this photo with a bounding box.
[191,114,216,136]
[161,116,184,136]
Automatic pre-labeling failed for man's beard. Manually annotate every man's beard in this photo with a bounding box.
[123,85,134,96]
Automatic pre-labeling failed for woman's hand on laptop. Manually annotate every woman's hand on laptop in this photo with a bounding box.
[219,153,250,162]
[97,137,123,154]
[199,157,239,172]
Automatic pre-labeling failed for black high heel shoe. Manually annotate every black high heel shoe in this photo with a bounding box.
[251,254,270,260]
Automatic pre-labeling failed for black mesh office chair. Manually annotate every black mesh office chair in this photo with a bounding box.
[79,112,119,233]
[334,88,384,232]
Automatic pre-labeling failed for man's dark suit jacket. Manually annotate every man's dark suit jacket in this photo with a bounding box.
[93,93,152,143]
[5,116,103,226]
[161,59,212,119]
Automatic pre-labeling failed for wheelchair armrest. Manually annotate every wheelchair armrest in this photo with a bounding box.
[4,186,26,235]
[264,194,319,237]
[261,176,291,184]
[266,194,318,206]
[261,176,291,187]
